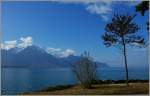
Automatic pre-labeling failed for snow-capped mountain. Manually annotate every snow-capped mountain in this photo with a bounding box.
[1,45,109,68]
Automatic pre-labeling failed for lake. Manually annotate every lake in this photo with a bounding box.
[2,67,149,95]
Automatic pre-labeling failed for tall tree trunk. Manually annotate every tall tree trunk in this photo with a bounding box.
[122,33,129,86]
[123,43,129,86]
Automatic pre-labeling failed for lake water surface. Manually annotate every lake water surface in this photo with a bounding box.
[2,67,149,95]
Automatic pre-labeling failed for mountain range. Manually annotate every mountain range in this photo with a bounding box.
[1,45,109,68]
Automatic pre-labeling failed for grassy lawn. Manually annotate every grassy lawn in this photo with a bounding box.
[23,83,149,95]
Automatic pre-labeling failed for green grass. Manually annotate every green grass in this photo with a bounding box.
[23,83,149,95]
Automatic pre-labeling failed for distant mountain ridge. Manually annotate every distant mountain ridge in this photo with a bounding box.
[1,45,109,68]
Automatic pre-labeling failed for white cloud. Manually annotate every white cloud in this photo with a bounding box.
[2,40,17,50]
[51,0,141,21]
[61,49,75,57]
[18,36,33,48]
[101,15,109,21]
[50,0,113,21]
[2,37,75,57]
[46,47,76,57]
[50,0,111,4]
[1,43,4,49]
[86,2,112,21]
[47,47,61,52]
[1,36,33,50]
[46,47,62,56]
[4,40,17,44]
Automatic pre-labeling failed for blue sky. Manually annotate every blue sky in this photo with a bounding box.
[1,1,149,67]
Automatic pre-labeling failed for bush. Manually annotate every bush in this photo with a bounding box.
[72,52,97,89]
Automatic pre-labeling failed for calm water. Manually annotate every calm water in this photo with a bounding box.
[2,67,149,95]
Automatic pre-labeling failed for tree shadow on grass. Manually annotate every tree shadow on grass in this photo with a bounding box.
[40,85,75,92]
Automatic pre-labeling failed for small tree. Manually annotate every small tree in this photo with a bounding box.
[72,52,97,89]
[102,14,145,86]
